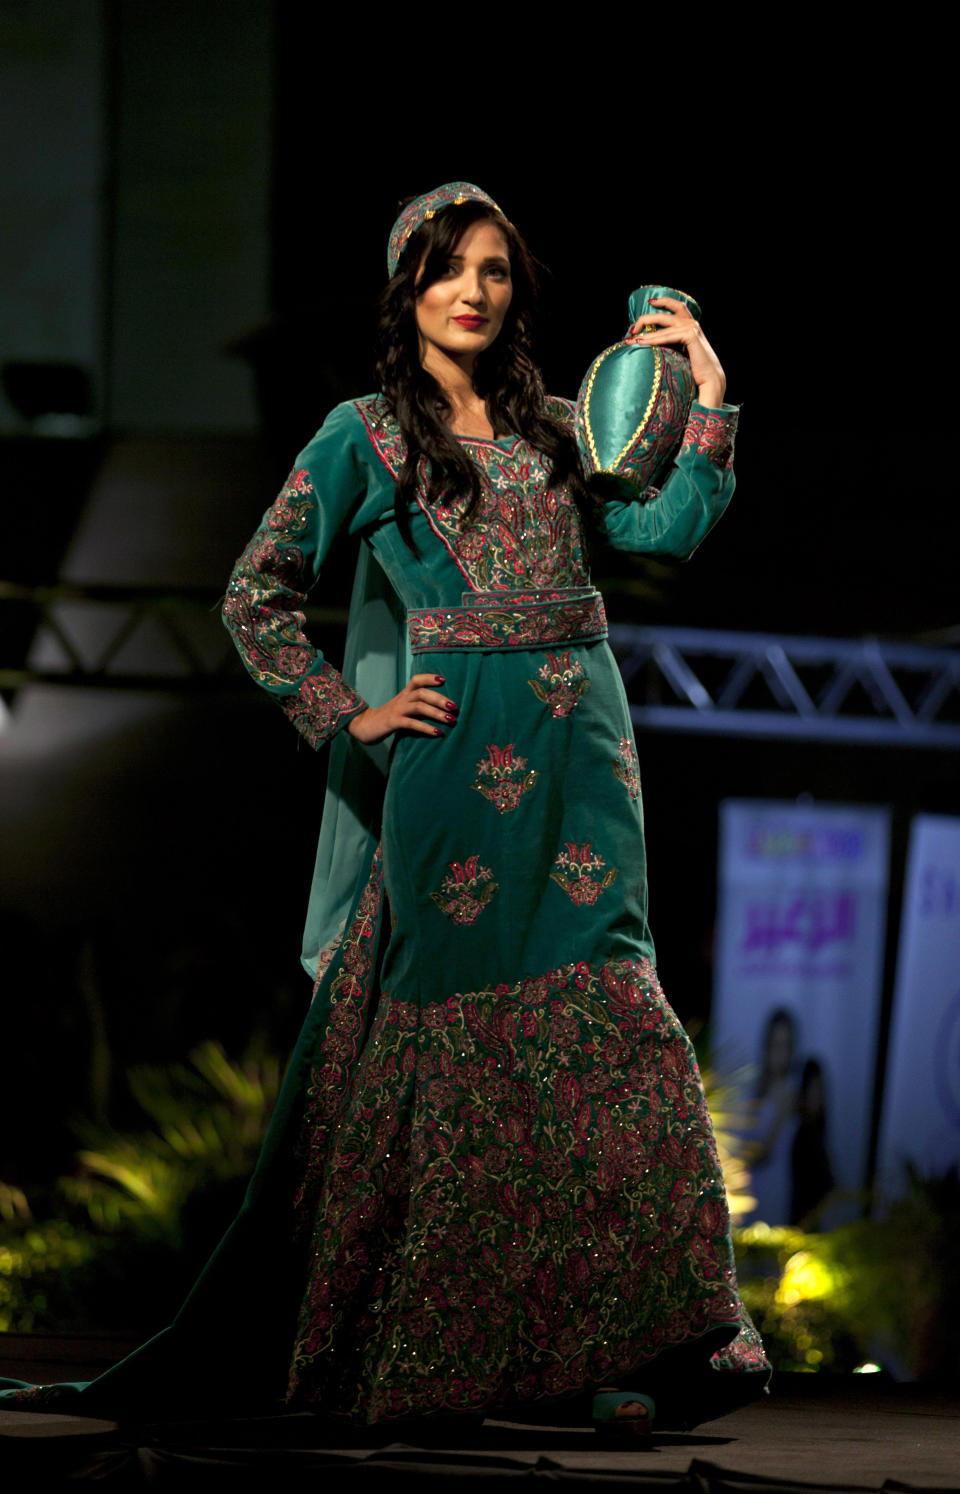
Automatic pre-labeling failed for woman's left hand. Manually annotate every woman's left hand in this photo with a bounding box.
[626,296,727,409]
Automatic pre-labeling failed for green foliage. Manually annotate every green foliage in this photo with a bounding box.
[732,1167,960,1380]
[0,1042,280,1333]
[733,1222,862,1372]
[821,1165,960,1380]
[0,1219,100,1332]
[62,1040,280,1246]
[0,1181,31,1223]
[698,1038,960,1381]
[698,1056,757,1224]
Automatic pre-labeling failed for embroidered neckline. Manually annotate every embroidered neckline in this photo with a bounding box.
[454,431,519,450]
[354,394,589,594]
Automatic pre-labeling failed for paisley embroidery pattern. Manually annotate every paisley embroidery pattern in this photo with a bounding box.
[528,650,591,717]
[287,952,767,1422]
[408,590,606,654]
[711,1321,771,1373]
[223,467,365,748]
[355,395,590,593]
[312,918,348,995]
[681,408,738,469]
[550,842,619,906]
[294,849,385,1233]
[614,351,691,484]
[472,744,539,814]
[280,667,367,750]
[2,1384,76,1407]
[430,856,498,925]
[613,738,641,799]
[354,395,405,478]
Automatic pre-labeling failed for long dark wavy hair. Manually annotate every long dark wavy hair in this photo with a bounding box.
[375,198,590,553]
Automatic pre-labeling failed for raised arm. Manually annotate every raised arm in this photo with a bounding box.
[222,402,370,748]
[594,295,737,558]
[600,400,738,558]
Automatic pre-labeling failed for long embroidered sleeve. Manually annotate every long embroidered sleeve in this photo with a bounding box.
[600,401,738,559]
[223,405,372,749]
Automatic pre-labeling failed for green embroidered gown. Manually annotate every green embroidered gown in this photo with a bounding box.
[1,395,769,1427]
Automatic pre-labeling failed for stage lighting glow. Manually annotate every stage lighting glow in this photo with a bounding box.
[854,1362,882,1374]
[776,1249,841,1306]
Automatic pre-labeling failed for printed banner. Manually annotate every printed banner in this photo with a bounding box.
[713,800,891,1226]
[875,815,960,1196]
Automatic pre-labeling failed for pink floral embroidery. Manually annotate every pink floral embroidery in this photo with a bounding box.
[680,408,737,469]
[294,849,384,1233]
[472,744,539,814]
[280,666,365,750]
[287,949,768,1421]
[355,395,590,593]
[711,1319,771,1372]
[613,737,641,799]
[430,855,498,925]
[550,842,619,906]
[312,919,348,991]
[223,467,364,747]
[408,591,606,654]
[528,650,591,717]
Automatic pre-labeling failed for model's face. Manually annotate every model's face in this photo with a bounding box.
[415,219,513,369]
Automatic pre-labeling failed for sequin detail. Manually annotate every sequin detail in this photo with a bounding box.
[223,468,364,748]
[355,395,590,594]
[408,589,606,653]
[430,856,499,925]
[681,408,737,469]
[387,182,501,276]
[550,842,619,906]
[613,738,641,799]
[287,952,766,1422]
[528,650,591,717]
[294,849,385,1231]
[472,744,539,814]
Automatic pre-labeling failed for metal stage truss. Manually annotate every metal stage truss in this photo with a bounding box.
[2,581,959,748]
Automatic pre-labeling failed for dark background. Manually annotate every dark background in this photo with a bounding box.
[1,3,955,1189]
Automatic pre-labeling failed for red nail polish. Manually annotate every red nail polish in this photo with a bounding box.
[434,727,444,737]
[445,700,457,711]
[445,713,456,724]
[434,675,445,684]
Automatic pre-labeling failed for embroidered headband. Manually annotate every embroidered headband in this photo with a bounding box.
[387,181,503,277]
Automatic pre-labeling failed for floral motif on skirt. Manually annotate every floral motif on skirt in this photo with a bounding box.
[613,738,641,799]
[527,650,591,717]
[287,950,760,1424]
[472,743,539,814]
[430,856,499,925]
[550,842,619,906]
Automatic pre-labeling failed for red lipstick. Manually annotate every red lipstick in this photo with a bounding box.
[453,316,487,329]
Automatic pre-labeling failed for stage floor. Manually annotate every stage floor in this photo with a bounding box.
[2,1376,959,1490]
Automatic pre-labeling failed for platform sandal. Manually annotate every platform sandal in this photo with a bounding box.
[592,1389,655,1440]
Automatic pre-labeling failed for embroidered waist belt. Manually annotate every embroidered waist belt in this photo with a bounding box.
[407,587,608,654]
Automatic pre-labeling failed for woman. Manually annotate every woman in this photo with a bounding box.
[1,183,768,1436]
[747,1007,799,1226]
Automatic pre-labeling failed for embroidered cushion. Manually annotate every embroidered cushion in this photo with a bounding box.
[575,285,701,497]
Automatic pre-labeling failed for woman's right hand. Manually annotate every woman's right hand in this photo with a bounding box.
[346,673,457,745]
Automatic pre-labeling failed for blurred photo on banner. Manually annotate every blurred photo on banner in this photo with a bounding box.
[876,815,960,1196]
[712,801,891,1227]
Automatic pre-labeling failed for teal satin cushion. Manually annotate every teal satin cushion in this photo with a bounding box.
[576,285,701,496]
